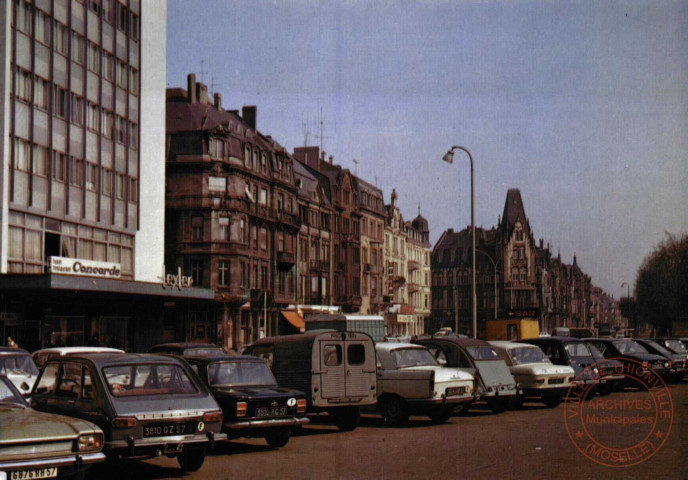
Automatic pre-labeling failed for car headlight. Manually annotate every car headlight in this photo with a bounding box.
[664,362,670,368]
[78,433,103,451]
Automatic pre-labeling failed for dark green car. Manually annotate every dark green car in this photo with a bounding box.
[0,375,105,479]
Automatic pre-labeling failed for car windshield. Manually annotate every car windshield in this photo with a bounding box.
[643,341,672,356]
[564,342,593,358]
[508,347,551,365]
[0,354,38,377]
[613,341,648,354]
[664,340,687,353]
[392,348,438,368]
[207,361,276,386]
[0,377,27,407]
[103,364,198,397]
[466,346,501,360]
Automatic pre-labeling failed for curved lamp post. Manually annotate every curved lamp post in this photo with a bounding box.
[442,146,476,338]
[476,249,502,320]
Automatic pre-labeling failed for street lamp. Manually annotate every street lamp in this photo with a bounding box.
[476,249,502,320]
[442,146,477,338]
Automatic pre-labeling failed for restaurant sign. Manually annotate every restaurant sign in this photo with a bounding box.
[50,256,122,279]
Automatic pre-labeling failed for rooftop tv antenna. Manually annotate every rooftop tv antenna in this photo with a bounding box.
[313,107,336,154]
[200,59,209,84]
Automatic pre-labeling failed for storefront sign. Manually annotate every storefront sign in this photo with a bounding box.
[162,266,194,290]
[50,257,122,279]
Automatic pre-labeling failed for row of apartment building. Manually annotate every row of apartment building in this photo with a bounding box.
[430,189,623,337]
[165,76,432,350]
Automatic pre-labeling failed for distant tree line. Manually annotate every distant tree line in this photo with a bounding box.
[635,233,688,335]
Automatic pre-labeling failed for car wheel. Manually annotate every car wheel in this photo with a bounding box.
[428,406,454,424]
[330,406,361,431]
[596,383,613,396]
[380,396,410,425]
[177,447,206,472]
[265,428,291,448]
[487,397,508,414]
[508,393,525,409]
[454,403,470,416]
[542,394,562,408]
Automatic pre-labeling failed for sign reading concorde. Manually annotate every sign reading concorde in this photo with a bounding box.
[50,256,122,279]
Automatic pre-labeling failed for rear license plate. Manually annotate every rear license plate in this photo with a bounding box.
[10,468,58,480]
[446,387,467,396]
[255,406,288,417]
[143,422,196,437]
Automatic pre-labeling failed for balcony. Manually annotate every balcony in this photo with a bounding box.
[392,276,406,285]
[276,251,296,266]
[309,260,330,272]
[408,259,420,271]
[407,282,419,293]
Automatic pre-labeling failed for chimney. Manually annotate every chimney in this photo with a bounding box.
[214,92,222,110]
[329,155,333,164]
[187,74,197,104]
[196,83,210,105]
[242,106,257,130]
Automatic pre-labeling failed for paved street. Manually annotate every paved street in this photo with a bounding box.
[92,382,688,480]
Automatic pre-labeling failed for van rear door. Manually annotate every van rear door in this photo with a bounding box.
[315,332,347,400]
[342,332,376,402]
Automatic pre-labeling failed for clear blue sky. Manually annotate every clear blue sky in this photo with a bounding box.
[166,0,688,297]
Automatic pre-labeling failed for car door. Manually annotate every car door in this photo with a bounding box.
[315,336,346,399]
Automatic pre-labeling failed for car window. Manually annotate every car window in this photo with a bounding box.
[250,345,274,370]
[323,345,342,366]
[208,361,276,386]
[466,346,501,360]
[392,348,437,368]
[590,342,609,357]
[103,364,198,397]
[508,347,550,365]
[34,363,59,395]
[564,342,592,358]
[0,354,39,377]
[347,344,365,365]
[540,344,565,364]
[57,362,83,398]
[613,341,647,354]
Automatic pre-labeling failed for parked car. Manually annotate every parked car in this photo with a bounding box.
[413,336,518,413]
[0,375,105,479]
[518,337,602,393]
[184,353,308,447]
[653,338,688,360]
[634,338,686,382]
[33,346,125,368]
[585,342,625,394]
[0,346,39,396]
[583,338,671,386]
[374,342,474,424]
[488,341,575,407]
[243,330,377,431]
[31,353,226,472]
[149,342,226,356]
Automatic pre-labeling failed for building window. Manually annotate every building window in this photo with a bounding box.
[69,158,84,187]
[87,102,99,131]
[101,168,112,195]
[129,122,138,149]
[130,12,139,40]
[192,216,203,241]
[35,10,50,45]
[115,173,125,199]
[277,232,284,252]
[259,188,267,206]
[34,76,48,109]
[116,61,127,89]
[129,178,137,203]
[129,68,138,95]
[218,217,230,241]
[13,138,30,172]
[101,111,114,138]
[87,42,100,73]
[15,0,32,35]
[32,145,48,176]
[102,0,113,23]
[261,266,268,289]
[116,116,127,144]
[117,3,128,32]
[85,163,98,191]
[103,52,114,81]
[52,151,67,181]
[13,68,31,102]
[88,0,100,14]
[218,261,230,287]
[210,138,224,159]
[191,260,203,286]
[71,32,85,65]
[54,86,68,118]
[54,21,69,55]
[251,265,258,289]
[70,95,84,126]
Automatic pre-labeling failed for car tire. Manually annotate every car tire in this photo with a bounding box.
[428,406,454,424]
[596,383,613,396]
[265,428,291,448]
[542,394,562,408]
[508,394,525,409]
[177,447,206,472]
[330,406,361,431]
[380,396,410,425]
[487,397,508,414]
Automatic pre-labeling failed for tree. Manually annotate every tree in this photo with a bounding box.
[635,233,688,335]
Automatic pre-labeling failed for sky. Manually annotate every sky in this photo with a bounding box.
[166,0,688,297]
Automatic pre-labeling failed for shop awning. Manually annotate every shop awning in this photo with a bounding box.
[281,311,306,332]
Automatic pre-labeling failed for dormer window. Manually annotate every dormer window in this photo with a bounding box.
[514,222,524,242]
